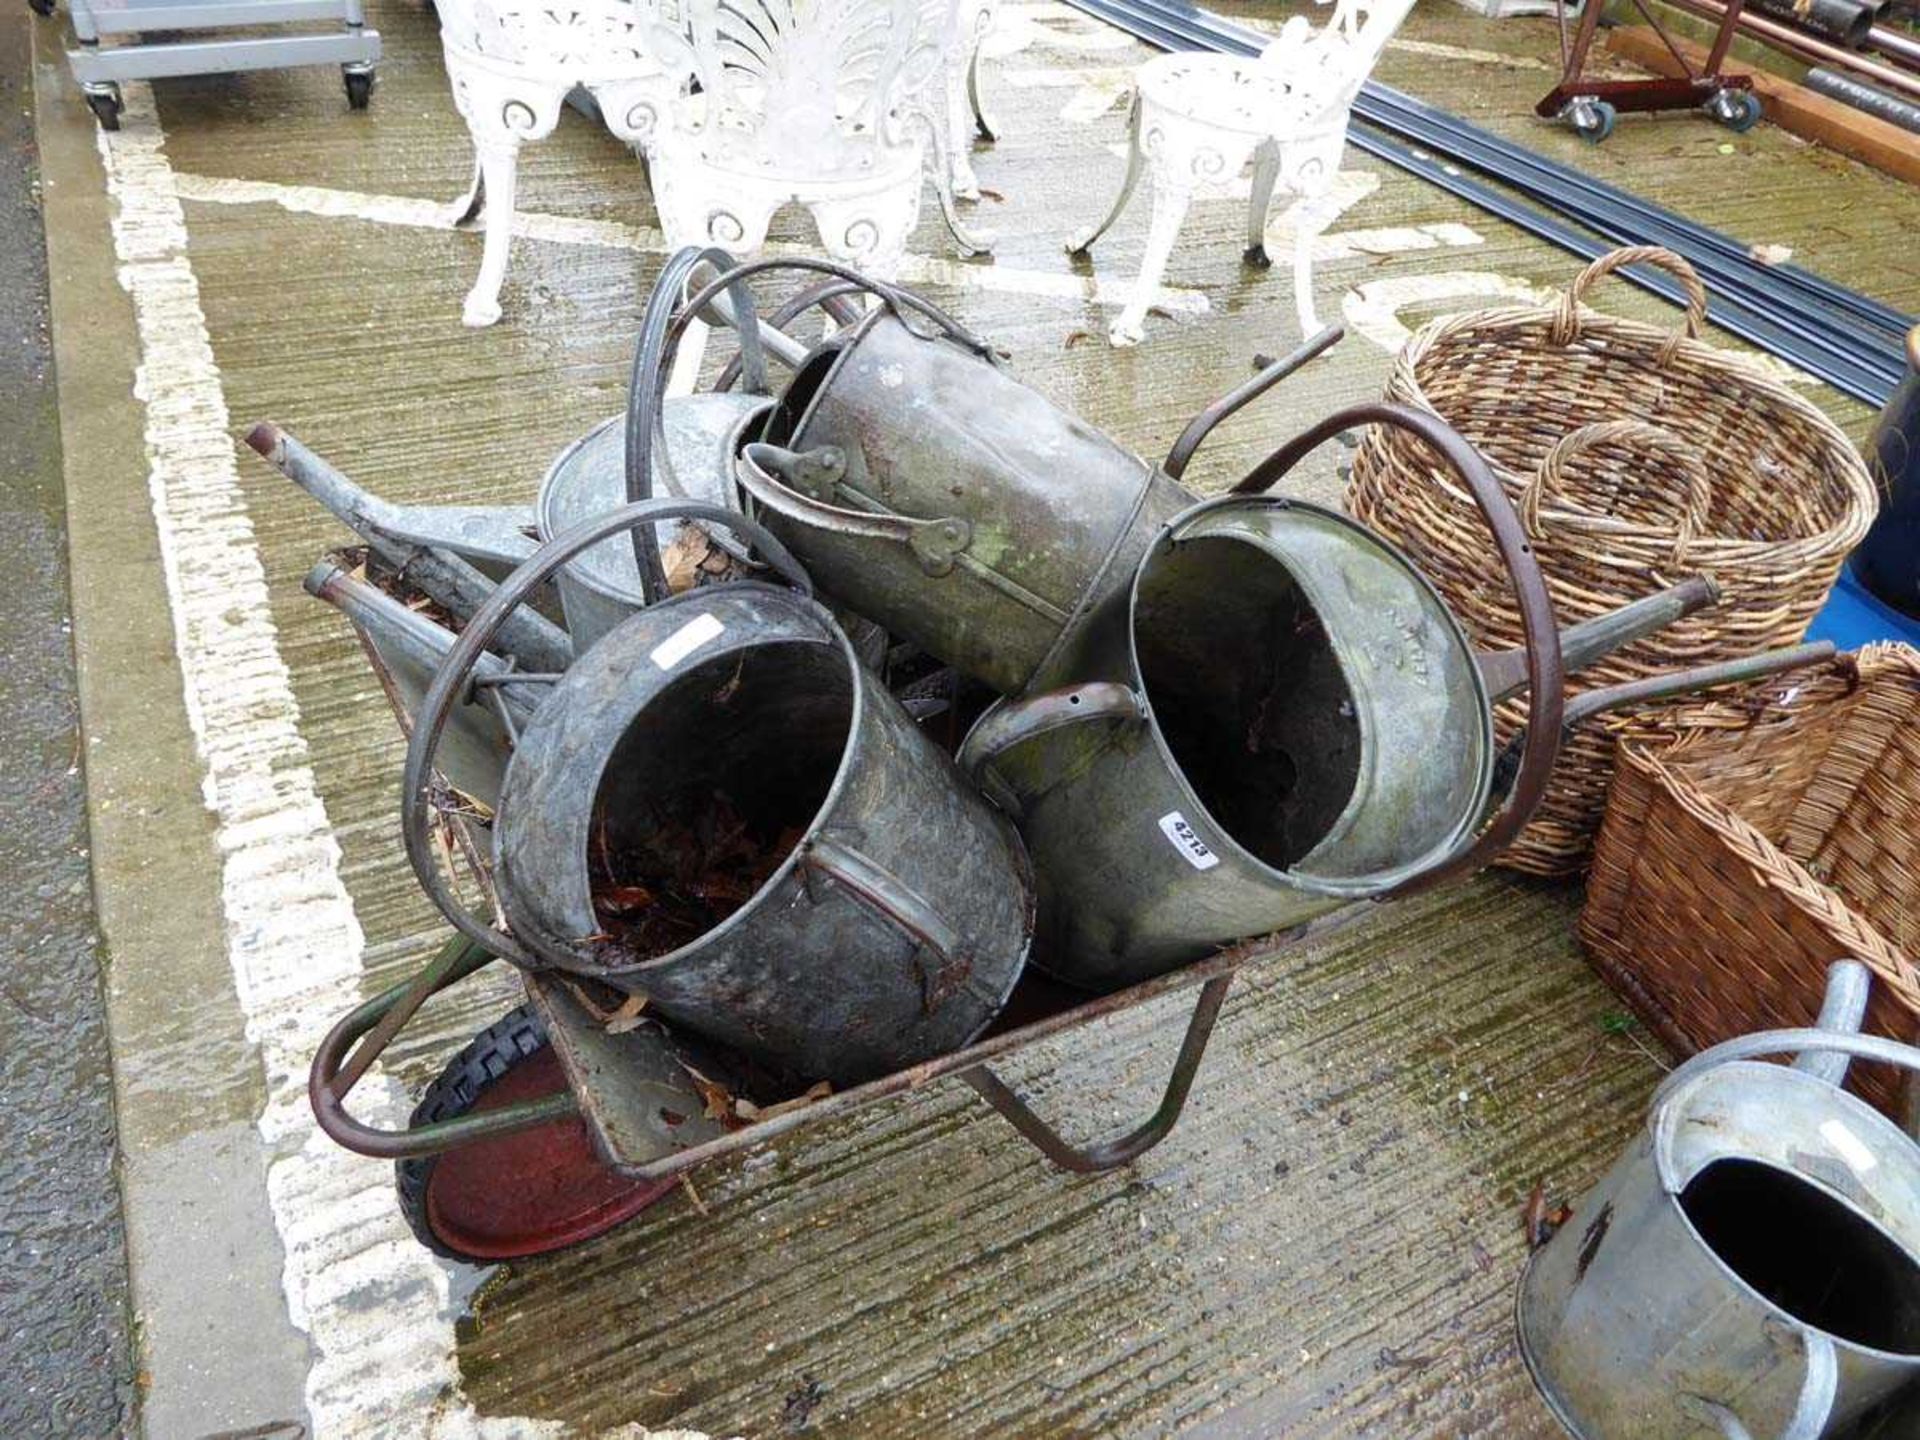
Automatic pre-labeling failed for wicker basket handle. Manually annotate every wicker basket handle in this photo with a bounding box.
[1549,246,1709,365]
[1522,420,1714,567]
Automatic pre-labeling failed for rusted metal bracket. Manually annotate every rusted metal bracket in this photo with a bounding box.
[956,975,1234,1174]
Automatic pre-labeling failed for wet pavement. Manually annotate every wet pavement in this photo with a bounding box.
[1,9,135,1435]
[19,0,1920,1434]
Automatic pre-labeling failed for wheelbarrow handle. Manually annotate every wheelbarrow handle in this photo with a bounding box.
[1233,402,1565,893]
[1162,325,1344,481]
[308,934,580,1160]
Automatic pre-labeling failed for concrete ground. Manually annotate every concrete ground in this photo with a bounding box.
[16,0,1919,1435]
[1,9,135,1436]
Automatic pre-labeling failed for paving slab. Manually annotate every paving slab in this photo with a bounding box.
[25,0,1917,1434]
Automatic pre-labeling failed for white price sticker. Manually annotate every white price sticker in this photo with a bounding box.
[649,612,725,670]
[1158,811,1220,871]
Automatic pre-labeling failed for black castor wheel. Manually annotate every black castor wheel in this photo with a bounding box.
[29,0,57,18]
[85,86,123,131]
[395,1004,681,1263]
[344,67,374,110]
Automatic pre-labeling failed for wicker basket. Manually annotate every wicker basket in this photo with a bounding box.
[1347,245,1877,874]
[1580,644,1920,1121]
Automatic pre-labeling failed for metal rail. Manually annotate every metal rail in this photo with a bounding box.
[1066,0,1911,406]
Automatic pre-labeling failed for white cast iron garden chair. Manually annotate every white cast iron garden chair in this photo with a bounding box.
[439,0,674,325]
[1067,0,1415,346]
[642,0,989,279]
[944,0,999,201]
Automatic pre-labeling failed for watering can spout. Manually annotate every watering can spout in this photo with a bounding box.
[249,422,572,674]
[1478,575,1722,703]
[1793,959,1874,1088]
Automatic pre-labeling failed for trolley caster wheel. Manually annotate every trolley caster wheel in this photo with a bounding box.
[1565,98,1616,144]
[343,66,374,110]
[1707,89,1762,133]
[29,0,56,17]
[395,1004,681,1263]
[84,85,123,131]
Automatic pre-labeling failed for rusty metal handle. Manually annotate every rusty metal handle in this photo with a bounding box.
[958,974,1234,1173]
[1162,325,1344,481]
[715,279,866,392]
[738,442,973,576]
[801,835,966,976]
[1232,403,1564,892]
[402,498,814,967]
[309,934,580,1160]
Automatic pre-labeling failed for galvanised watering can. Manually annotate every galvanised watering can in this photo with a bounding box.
[958,405,1834,991]
[1520,960,1920,1439]
[727,269,1342,696]
[401,498,1035,1088]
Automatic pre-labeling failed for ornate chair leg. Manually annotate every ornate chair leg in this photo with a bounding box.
[450,151,485,228]
[1108,177,1191,347]
[967,35,998,142]
[464,142,521,327]
[946,51,983,201]
[1065,94,1143,256]
[1293,214,1324,336]
[1245,141,1280,268]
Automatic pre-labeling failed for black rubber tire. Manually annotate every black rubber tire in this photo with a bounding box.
[29,0,57,18]
[395,1004,552,1262]
[86,89,122,131]
[344,69,373,110]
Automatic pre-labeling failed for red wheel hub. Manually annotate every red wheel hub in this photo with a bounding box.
[423,1047,679,1259]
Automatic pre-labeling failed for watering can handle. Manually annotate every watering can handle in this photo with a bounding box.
[738,442,975,578]
[801,835,969,984]
[1687,1330,1838,1440]
[955,683,1149,813]
[1231,402,1565,892]
[400,498,814,968]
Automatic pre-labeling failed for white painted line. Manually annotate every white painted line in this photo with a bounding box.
[170,172,1210,317]
[97,82,716,1440]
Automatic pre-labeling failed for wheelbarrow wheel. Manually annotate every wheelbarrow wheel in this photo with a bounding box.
[395,1004,680,1263]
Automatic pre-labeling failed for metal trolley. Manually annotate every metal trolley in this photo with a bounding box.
[41,0,379,129]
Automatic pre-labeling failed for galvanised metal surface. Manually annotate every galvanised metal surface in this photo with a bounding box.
[748,307,1196,695]
[303,561,532,808]
[962,495,1495,988]
[536,393,772,649]
[1519,963,1920,1439]
[493,580,1035,1086]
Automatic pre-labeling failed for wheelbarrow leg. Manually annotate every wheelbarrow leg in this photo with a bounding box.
[958,974,1233,1173]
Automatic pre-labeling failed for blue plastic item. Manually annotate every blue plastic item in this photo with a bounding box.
[1806,563,1920,650]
